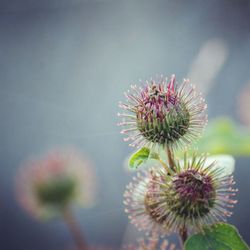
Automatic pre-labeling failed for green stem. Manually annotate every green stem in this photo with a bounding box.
[166,146,176,172]
[63,207,87,250]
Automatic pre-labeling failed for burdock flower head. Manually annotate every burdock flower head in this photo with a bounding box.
[16,149,96,219]
[118,75,207,150]
[124,169,168,235]
[124,154,237,235]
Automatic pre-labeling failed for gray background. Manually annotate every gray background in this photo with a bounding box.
[0,0,250,249]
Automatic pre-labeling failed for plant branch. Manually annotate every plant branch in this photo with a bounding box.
[179,226,188,248]
[63,207,87,250]
[166,146,176,172]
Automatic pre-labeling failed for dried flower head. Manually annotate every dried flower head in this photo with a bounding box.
[124,154,237,235]
[118,75,207,150]
[124,234,176,250]
[16,149,96,220]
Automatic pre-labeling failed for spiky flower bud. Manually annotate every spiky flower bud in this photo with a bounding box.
[118,75,207,150]
[124,154,237,234]
[16,149,96,219]
[124,170,167,235]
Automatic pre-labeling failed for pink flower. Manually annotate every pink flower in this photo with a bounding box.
[124,154,237,235]
[118,75,207,150]
[16,149,96,220]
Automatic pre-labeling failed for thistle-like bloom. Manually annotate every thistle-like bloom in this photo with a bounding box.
[124,235,176,250]
[16,149,96,219]
[118,75,207,150]
[124,154,237,235]
[124,169,168,235]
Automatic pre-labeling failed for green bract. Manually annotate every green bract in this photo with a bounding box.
[136,102,190,146]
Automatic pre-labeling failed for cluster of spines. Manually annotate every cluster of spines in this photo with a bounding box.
[123,170,168,236]
[118,75,207,151]
[145,154,238,233]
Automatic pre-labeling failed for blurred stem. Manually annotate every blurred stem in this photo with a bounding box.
[63,207,87,250]
[166,146,176,172]
[179,226,188,249]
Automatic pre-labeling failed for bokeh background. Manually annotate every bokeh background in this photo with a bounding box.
[0,0,250,249]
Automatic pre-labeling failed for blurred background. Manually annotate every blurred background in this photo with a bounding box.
[0,0,250,249]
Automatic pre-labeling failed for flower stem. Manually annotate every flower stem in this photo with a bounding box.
[179,226,188,248]
[158,158,171,173]
[166,146,176,172]
[63,207,87,250]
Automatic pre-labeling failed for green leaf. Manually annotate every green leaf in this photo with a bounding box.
[196,117,250,156]
[128,147,159,169]
[184,223,249,250]
[175,117,250,157]
[128,147,150,169]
